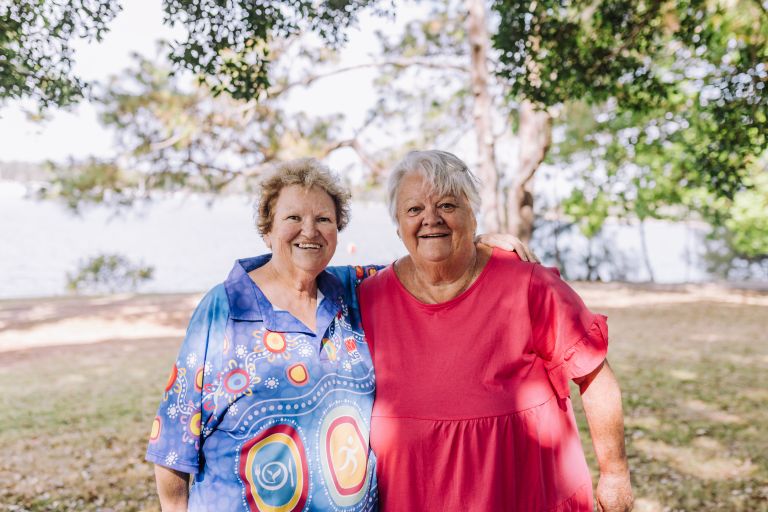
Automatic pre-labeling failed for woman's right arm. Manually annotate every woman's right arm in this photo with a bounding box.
[577,361,633,512]
[146,285,229,508]
[154,465,190,512]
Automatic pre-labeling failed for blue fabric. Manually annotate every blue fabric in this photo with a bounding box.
[147,255,381,511]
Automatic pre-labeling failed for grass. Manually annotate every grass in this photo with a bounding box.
[572,298,768,511]
[0,338,176,512]
[1,287,767,511]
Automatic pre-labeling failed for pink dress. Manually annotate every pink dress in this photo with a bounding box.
[359,249,608,511]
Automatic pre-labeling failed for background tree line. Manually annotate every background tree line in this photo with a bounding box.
[2,0,766,280]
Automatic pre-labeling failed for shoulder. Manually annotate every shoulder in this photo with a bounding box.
[324,265,357,288]
[326,264,384,288]
[527,263,589,320]
[528,262,567,290]
[488,249,538,280]
[191,283,230,324]
[359,263,392,294]
[202,283,228,307]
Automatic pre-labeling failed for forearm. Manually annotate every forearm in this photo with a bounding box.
[578,361,629,475]
[154,465,190,512]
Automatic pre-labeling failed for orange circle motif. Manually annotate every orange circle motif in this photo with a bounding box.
[263,331,287,353]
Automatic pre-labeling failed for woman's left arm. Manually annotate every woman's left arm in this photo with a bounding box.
[576,360,634,512]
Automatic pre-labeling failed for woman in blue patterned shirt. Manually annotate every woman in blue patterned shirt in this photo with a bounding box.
[146,159,381,511]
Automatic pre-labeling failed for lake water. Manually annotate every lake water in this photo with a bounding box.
[0,180,719,299]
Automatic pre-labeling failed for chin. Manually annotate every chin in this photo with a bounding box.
[415,251,452,263]
[303,256,333,269]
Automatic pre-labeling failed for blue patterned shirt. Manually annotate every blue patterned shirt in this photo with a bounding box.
[146,255,379,511]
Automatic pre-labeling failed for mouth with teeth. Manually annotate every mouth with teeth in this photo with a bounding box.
[418,233,449,239]
[295,242,322,249]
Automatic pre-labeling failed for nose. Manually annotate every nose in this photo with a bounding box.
[301,218,319,237]
[421,206,443,226]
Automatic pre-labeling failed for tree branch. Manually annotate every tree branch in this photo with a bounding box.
[320,138,386,179]
[268,58,470,97]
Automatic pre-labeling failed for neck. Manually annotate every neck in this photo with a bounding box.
[259,260,318,299]
[412,248,477,285]
[248,259,320,332]
[399,246,482,303]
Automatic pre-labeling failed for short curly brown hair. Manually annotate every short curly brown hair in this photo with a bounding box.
[255,158,351,235]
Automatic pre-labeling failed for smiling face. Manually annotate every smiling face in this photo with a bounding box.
[264,185,338,277]
[394,171,477,265]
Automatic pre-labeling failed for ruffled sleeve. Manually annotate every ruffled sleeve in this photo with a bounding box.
[528,265,608,400]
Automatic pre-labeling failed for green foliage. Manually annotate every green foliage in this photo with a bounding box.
[0,1,120,108]
[66,253,154,294]
[8,0,764,278]
[494,0,768,201]
[493,0,669,108]
[534,0,767,271]
[561,187,610,239]
[702,167,768,278]
[163,0,381,99]
[726,173,768,257]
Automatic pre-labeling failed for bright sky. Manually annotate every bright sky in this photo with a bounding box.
[0,0,396,164]
[0,1,172,161]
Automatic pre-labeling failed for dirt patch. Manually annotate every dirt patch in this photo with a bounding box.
[0,293,200,353]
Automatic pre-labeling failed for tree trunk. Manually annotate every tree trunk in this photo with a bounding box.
[465,0,501,232]
[639,218,655,282]
[506,100,551,243]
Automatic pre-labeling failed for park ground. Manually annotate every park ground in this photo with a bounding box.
[0,283,766,511]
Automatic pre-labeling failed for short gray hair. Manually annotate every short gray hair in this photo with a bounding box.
[387,150,481,221]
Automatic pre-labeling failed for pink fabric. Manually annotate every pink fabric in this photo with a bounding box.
[359,249,608,511]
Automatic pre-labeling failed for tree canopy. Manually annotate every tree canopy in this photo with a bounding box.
[0,0,120,108]
[4,0,767,278]
[163,0,379,99]
[494,0,767,200]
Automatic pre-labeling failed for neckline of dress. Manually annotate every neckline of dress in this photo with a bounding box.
[389,247,499,309]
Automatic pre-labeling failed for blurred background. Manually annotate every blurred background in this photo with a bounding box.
[0,1,766,511]
[2,0,766,298]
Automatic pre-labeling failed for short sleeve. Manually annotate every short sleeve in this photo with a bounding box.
[528,265,608,400]
[145,285,228,473]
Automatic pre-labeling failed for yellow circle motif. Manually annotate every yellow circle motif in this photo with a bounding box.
[150,417,162,441]
[287,364,309,385]
[189,412,202,436]
[328,422,367,490]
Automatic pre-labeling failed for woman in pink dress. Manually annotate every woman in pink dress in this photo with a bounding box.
[359,150,633,511]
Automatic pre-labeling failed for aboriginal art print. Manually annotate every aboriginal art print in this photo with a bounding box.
[146,257,379,511]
